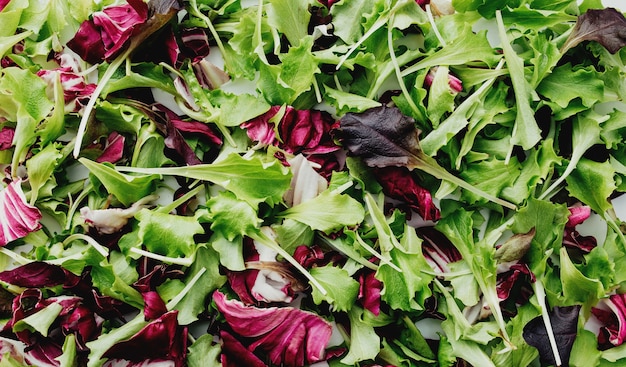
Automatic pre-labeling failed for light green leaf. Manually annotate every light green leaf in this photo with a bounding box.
[57,334,78,367]
[187,334,222,367]
[86,314,147,367]
[267,0,310,47]
[26,142,63,204]
[174,246,226,324]
[495,11,541,152]
[324,85,382,115]
[80,158,161,206]
[136,208,205,258]
[566,158,616,216]
[560,246,605,304]
[310,264,360,312]
[570,329,601,367]
[341,306,381,365]
[279,188,365,234]
[118,153,291,207]
[202,191,261,241]
[13,302,63,336]
[537,63,605,109]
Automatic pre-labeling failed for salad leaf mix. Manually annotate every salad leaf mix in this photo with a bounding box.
[0,0,626,366]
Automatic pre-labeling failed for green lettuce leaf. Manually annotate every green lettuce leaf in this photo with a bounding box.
[310,264,360,312]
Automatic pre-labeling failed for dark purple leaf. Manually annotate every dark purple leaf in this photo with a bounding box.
[60,304,102,351]
[219,330,268,367]
[373,166,440,221]
[496,262,535,316]
[0,262,71,288]
[591,293,626,350]
[561,8,626,54]
[338,106,517,210]
[522,305,581,366]
[213,290,332,367]
[103,311,187,367]
[133,264,184,293]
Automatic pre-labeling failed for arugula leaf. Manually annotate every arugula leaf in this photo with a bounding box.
[79,158,161,206]
[25,143,63,204]
[118,153,291,207]
[495,10,542,156]
[436,208,512,347]
[376,224,434,311]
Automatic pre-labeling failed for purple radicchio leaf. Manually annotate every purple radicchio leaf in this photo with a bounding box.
[0,261,79,288]
[561,8,626,54]
[563,205,597,253]
[103,360,178,367]
[94,132,125,164]
[133,264,185,293]
[24,340,63,367]
[0,0,10,11]
[338,106,517,210]
[219,330,268,367]
[36,54,97,114]
[241,106,340,156]
[0,126,14,150]
[0,179,43,246]
[103,311,187,367]
[496,262,535,317]
[164,26,211,68]
[591,293,626,350]
[424,67,463,93]
[227,239,300,305]
[141,291,168,321]
[357,270,382,316]
[67,0,149,64]
[373,166,440,221]
[213,290,333,367]
[522,305,581,366]
[418,226,462,273]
